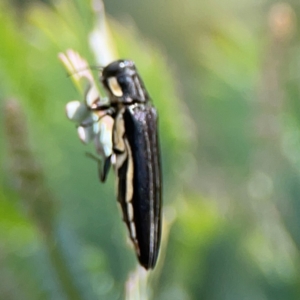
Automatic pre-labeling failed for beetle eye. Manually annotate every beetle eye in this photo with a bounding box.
[107,77,123,97]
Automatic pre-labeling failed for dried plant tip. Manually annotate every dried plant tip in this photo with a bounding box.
[4,99,56,236]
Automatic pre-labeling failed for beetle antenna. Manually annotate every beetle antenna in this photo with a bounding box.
[67,65,104,77]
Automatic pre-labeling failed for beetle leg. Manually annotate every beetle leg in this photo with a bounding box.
[85,152,111,182]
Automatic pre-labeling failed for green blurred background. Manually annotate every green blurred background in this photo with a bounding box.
[1,0,300,299]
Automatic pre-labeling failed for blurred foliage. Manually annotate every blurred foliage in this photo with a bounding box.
[1,0,300,299]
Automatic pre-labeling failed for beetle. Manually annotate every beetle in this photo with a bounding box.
[91,60,162,270]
